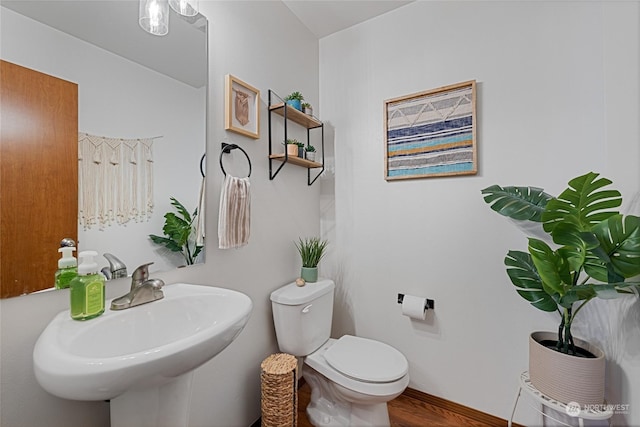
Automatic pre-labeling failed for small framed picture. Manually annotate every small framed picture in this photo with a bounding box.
[384,80,477,180]
[225,74,260,139]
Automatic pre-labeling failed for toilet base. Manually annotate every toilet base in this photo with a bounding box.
[303,365,392,427]
[307,401,390,427]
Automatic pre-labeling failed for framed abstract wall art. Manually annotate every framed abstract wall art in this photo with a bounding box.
[225,74,260,139]
[384,80,477,180]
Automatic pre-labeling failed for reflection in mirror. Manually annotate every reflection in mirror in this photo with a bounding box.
[0,1,207,297]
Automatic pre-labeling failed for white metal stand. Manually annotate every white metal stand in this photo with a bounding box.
[508,371,613,427]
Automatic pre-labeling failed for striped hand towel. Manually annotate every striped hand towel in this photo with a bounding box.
[218,174,251,249]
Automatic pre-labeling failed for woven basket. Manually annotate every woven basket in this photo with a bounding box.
[261,353,298,427]
[529,331,605,406]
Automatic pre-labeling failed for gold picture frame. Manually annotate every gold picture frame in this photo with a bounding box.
[384,80,477,180]
[225,74,260,139]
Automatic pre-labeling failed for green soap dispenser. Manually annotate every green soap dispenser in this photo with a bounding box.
[69,250,105,321]
[55,246,77,289]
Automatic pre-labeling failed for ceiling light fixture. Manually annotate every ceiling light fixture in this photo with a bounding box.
[139,0,199,36]
[139,0,169,36]
[169,0,199,17]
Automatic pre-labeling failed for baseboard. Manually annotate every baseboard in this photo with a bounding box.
[403,387,523,427]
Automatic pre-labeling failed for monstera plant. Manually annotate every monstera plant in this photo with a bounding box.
[482,172,640,354]
[149,197,203,265]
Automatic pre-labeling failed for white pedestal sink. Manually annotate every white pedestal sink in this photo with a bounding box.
[33,283,253,427]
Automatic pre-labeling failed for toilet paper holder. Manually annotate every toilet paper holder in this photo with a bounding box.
[397,293,435,310]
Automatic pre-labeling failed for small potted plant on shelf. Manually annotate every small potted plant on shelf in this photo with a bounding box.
[295,237,328,283]
[294,141,305,158]
[305,144,316,162]
[302,102,313,116]
[481,171,640,406]
[284,91,304,111]
[284,139,299,156]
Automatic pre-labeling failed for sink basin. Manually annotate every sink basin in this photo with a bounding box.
[33,283,252,426]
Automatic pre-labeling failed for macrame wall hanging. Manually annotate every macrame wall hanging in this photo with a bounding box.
[78,132,157,229]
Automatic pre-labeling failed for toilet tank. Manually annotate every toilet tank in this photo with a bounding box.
[270,279,335,356]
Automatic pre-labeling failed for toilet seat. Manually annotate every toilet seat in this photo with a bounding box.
[324,335,408,383]
[305,337,410,398]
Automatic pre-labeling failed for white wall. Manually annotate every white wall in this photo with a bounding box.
[3,1,638,426]
[320,1,639,426]
[1,7,205,273]
[0,1,320,426]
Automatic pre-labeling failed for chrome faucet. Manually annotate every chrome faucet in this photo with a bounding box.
[103,253,128,280]
[110,262,164,310]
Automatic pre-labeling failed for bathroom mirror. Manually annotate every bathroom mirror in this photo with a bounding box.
[0,1,208,297]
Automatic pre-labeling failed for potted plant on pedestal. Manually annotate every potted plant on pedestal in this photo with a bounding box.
[295,237,328,283]
[481,172,640,406]
[284,91,304,111]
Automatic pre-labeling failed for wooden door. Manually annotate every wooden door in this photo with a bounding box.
[1,60,78,298]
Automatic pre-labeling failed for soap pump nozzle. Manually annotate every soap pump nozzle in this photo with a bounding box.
[77,250,99,276]
[58,246,77,268]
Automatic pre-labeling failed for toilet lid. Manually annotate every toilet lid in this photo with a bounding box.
[324,335,408,383]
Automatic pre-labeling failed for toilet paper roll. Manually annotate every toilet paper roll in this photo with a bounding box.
[401,295,427,320]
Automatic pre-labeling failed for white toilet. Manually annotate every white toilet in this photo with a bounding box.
[270,279,409,426]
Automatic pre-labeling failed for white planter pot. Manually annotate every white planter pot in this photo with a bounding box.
[529,331,605,406]
[306,152,316,162]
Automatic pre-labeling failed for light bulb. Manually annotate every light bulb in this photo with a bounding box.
[139,0,169,36]
[169,0,198,17]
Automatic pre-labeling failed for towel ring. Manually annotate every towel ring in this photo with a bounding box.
[220,143,252,178]
[200,153,206,177]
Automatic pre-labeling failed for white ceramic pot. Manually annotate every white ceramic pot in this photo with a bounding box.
[529,331,605,406]
[306,152,316,162]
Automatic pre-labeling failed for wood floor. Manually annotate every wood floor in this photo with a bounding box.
[296,382,499,427]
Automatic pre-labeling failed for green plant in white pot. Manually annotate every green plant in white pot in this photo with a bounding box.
[295,237,328,283]
[481,172,640,406]
[302,102,313,115]
[305,144,316,162]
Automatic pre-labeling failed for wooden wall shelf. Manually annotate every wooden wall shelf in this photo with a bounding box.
[268,90,325,186]
[269,103,322,129]
[269,154,322,169]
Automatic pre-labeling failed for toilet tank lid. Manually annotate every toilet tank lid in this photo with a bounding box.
[270,279,335,305]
